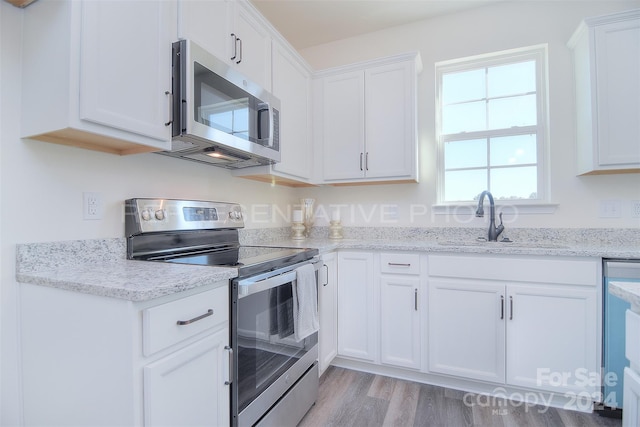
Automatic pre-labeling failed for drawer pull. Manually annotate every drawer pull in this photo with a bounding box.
[176,309,214,326]
[388,262,411,267]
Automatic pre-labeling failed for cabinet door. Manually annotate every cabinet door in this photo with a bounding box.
[594,17,640,168]
[319,252,338,374]
[232,1,272,90]
[506,284,598,395]
[380,276,421,369]
[428,280,505,383]
[272,42,312,180]
[623,368,640,427]
[178,0,232,61]
[144,329,230,427]
[321,72,366,181]
[80,0,175,143]
[365,60,416,179]
[337,252,376,362]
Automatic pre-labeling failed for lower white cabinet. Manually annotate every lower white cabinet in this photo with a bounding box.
[319,252,338,374]
[428,254,600,396]
[19,282,230,426]
[337,251,424,370]
[624,367,640,427]
[337,251,377,362]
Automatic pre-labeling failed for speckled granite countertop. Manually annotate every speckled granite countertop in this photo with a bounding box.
[16,238,237,302]
[16,227,639,302]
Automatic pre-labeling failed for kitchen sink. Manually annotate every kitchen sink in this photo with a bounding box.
[436,240,570,249]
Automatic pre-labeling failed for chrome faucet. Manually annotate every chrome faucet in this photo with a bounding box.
[476,191,504,242]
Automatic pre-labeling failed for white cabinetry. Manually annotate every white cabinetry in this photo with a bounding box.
[21,0,176,154]
[428,254,600,396]
[624,309,640,427]
[178,0,272,90]
[19,283,230,426]
[233,39,315,186]
[314,53,421,184]
[379,253,422,370]
[568,9,640,175]
[337,251,377,362]
[337,251,424,370]
[319,252,338,374]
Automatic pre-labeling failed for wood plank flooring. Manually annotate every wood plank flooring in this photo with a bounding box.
[299,366,623,427]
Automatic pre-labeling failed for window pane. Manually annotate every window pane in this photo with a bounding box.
[445,139,487,169]
[442,101,486,134]
[444,169,487,202]
[442,68,485,104]
[488,61,536,97]
[490,134,537,166]
[488,94,536,129]
[490,166,538,199]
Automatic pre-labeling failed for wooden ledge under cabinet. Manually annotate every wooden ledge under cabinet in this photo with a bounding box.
[4,0,37,8]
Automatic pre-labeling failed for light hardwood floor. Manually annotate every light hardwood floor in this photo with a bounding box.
[299,366,623,427]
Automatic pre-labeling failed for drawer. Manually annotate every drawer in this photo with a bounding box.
[143,286,228,356]
[380,252,420,275]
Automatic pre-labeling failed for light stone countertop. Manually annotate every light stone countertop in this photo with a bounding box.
[15,228,639,302]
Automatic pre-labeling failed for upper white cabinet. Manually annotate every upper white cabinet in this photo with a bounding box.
[232,38,316,186]
[178,0,272,91]
[314,53,422,184]
[21,0,176,155]
[568,9,640,175]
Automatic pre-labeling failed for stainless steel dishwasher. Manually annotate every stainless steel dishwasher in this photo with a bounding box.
[600,259,640,417]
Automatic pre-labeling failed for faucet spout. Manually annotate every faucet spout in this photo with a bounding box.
[476,191,505,242]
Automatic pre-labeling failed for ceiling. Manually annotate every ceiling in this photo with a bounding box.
[249,0,507,50]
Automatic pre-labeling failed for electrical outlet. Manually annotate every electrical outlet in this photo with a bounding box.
[599,200,622,218]
[631,201,640,219]
[83,192,103,220]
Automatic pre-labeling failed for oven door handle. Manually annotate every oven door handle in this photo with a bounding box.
[238,271,298,298]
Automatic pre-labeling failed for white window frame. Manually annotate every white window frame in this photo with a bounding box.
[434,45,554,214]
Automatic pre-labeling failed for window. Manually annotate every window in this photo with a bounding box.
[436,45,549,204]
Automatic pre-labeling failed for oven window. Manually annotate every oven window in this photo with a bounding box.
[236,281,317,412]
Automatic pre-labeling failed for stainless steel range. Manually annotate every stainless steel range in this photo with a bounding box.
[125,198,320,427]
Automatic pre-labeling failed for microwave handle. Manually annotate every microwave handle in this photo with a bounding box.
[257,103,274,147]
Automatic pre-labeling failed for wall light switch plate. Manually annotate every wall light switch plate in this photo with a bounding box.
[83,192,103,220]
[599,200,622,218]
[631,201,640,219]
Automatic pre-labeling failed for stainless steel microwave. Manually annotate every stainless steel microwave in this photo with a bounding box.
[160,39,280,169]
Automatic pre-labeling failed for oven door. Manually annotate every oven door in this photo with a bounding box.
[231,261,320,427]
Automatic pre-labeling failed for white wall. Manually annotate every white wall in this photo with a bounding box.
[297,0,640,229]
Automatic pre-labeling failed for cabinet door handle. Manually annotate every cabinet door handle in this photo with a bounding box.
[176,309,213,325]
[500,295,504,319]
[236,37,243,64]
[164,91,173,126]
[365,152,369,171]
[323,264,329,286]
[230,33,238,61]
[388,262,411,267]
[509,296,513,320]
[224,346,233,385]
[360,153,364,171]
[414,289,418,311]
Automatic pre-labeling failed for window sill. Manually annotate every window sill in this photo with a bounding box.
[432,203,559,216]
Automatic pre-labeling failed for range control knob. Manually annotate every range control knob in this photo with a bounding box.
[141,209,151,221]
[229,210,243,221]
[154,209,165,221]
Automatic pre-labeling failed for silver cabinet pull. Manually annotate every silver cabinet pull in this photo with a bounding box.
[224,346,233,385]
[509,296,513,320]
[500,295,504,319]
[365,152,369,171]
[164,91,173,126]
[388,262,411,267]
[323,264,329,286]
[230,33,238,61]
[236,37,243,64]
[176,309,213,325]
[360,153,364,171]
[414,289,418,311]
